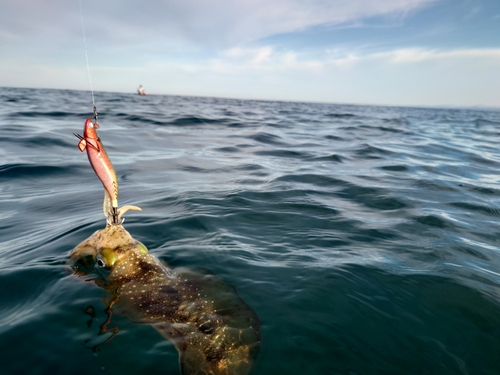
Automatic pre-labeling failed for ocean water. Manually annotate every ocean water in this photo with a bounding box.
[1,86,500,374]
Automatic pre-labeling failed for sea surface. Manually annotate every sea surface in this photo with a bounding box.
[1,86,500,375]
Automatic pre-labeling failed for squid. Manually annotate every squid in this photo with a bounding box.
[70,117,260,374]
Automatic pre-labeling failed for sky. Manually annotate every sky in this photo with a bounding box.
[1,0,500,108]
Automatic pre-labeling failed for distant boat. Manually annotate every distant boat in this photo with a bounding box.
[137,85,147,96]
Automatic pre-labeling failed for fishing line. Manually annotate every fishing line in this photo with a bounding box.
[78,0,98,121]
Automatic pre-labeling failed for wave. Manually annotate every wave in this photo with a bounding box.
[0,163,76,179]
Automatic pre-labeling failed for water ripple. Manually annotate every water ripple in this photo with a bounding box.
[2,87,500,374]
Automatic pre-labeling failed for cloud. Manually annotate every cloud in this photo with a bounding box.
[207,45,500,76]
[373,48,500,63]
[156,44,500,80]
[4,0,498,108]
[198,45,500,107]
[2,43,500,107]
[224,46,274,64]
[0,0,439,49]
[208,46,326,74]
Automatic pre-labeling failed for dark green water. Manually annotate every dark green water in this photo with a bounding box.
[1,86,500,374]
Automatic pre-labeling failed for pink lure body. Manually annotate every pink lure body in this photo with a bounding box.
[77,118,118,208]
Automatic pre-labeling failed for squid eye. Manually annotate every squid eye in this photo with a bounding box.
[96,257,106,268]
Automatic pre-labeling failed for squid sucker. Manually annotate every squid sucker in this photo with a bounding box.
[68,224,261,375]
